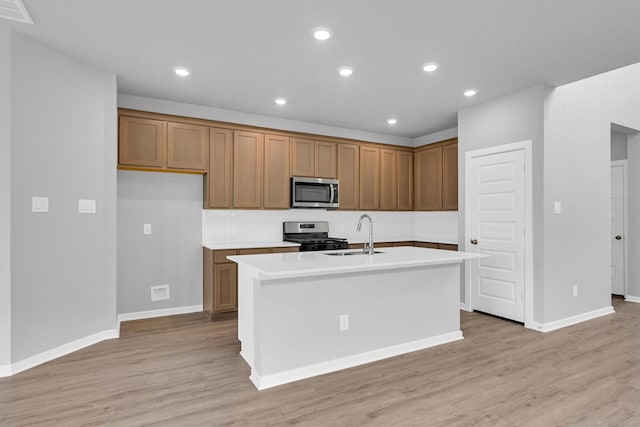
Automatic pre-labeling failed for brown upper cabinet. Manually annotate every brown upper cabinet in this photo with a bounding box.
[119,115,208,173]
[397,150,414,210]
[263,134,291,209]
[290,137,337,178]
[204,127,234,209]
[359,146,380,210]
[414,138,458,211]
[233,131,264,209]
[337,143,360,210]
[442,142,458,210]
[380,148,398,210]
[119,110,458,213]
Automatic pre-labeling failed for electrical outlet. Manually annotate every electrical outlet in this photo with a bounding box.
[151,284,170,301]
[78,199,96,214]
[339,314,349,331]
[32,196,49,213]
[572,285,578,297]
[553,202,562,214]
[143,224,152,235]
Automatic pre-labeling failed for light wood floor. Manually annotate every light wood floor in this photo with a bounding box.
[1,297,638,426]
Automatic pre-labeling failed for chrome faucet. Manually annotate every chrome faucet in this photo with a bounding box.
[356,214,374,255]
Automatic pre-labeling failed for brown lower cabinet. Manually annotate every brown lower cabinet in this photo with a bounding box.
[203,246,299,320]
[349,241,458,251]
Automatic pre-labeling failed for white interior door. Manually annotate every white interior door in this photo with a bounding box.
[611,161,626,295]
[468,149,526,322]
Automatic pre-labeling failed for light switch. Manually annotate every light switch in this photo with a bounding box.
[143,224,152,235]
[553,202,561,214]
[78,199,96,214]
[32,196,49,213]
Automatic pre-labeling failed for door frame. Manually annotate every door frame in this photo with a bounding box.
[611,160,628,297]
[464,140,534,328]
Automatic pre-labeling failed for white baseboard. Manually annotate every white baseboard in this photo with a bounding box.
[0,364,11,377]
[459,301,472,312]
[117,305,203,327]
[624,295,640,303]
[2,329,119,378]
[250,330,463,390]
[526,306,615,333]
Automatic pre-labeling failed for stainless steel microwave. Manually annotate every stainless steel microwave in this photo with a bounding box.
[291,177,339,209]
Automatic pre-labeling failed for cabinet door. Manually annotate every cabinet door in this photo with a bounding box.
[315,140,337,178]
[397,151,414,210]
[167,122,208,171]
[290,137,315,177]
[119,116,166,168]
[359,146,380,210]
[414,146,443,210]
[205,128,233,208]
[442,142,458,210]
[233,131,264,208]
[264,133,291,209]
[213,263,238,312]
[337,143,360,210]
[380,148,397,210]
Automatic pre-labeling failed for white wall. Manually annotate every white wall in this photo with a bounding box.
[457,85,546,316]
[414,127,458,147]
[118,94,415,148]
[0,27,11,369]
[10,33,117,362]
[117,171,203,315]
[543,64,640,322]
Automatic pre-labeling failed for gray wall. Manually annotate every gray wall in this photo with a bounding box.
[543,64,640,322]
[117,171,203,315]
[611,130,628,160]
[0,27,11,367]
[10,33,117,361]
[457,85,546,320]
[627,132,640,298]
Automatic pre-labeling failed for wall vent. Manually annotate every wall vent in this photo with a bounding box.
[0,0,33,24]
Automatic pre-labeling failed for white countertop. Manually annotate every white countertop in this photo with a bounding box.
[203,241,300,251]
[228,246,485,280]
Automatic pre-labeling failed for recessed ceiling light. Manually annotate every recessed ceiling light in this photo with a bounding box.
[172,66,190,77]
[338,66,354,77]
[312,27,333,41]
[275,98,287,106]
[387,118,397,125]
[422,63,439,72]
[464,89,478,97]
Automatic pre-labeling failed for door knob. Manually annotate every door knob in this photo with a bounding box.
[615,235,622,240]
[470,239,478,245]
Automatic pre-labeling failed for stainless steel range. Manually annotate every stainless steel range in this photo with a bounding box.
[283,221,349,252]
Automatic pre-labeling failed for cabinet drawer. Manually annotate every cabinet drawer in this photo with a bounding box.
[438,244,458,251]
[214,250,238,263]
[272,246,300,253]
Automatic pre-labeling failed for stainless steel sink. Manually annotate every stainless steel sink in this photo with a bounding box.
[324,250,384,256]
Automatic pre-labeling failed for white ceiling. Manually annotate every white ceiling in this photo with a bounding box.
[4,0,640,137]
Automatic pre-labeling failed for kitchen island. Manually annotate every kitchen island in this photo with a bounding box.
[228,246,484,390]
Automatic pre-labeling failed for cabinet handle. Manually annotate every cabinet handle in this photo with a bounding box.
[615,235,622,240]
[470,239,478,245]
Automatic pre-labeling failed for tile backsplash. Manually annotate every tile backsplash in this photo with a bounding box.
[202,209,458,246]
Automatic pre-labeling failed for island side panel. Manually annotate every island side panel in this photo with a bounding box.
[253,263,460,385]
[237,264,259,367]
